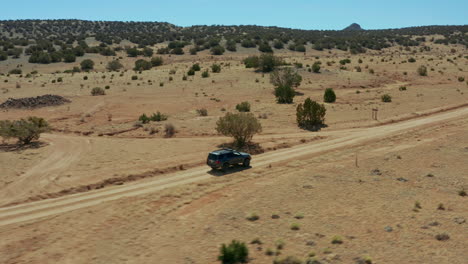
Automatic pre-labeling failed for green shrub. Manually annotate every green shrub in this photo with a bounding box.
[399,86,407,91]
[275,85,295,104]
[138,113,150,124]
[187,69,195,76]
[134,59,152,71]
[331,236,343,244]
[243,56,259,68]
[236,101,251,112]
[312,62,321,73]
[381,94,392,102]
[9,68,22,75]
[196,108,208,116]
[211,45,225,55]
[339,59,351,65]
[458,76,465,82]
[216,112,262,147]
[218,240,249,264]
[290,223,300,230]
[323,88,336,103]
[201,70,210,78]
[107,60,123,71]
[258,42,273,53]
[150,111,168,122]
[296,98,326,128]
[212,64,221,73]
[151,56,164,67]
[0,117,50,144]
[192,63,201,71]
[91,87,105,96]
[408,57,416,63]
[80,59,94,71]
[417,65,428,76]
[273,256,302,264]
[131,75,138,80]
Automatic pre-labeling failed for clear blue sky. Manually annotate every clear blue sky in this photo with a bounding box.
[2,0,467,30]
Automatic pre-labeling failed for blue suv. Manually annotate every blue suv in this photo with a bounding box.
[207,148,251,170]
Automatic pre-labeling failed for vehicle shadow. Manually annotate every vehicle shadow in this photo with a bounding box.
[207,165,252,177]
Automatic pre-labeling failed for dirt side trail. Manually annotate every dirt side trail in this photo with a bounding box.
[0,106,467,227]
[0,134,91,203]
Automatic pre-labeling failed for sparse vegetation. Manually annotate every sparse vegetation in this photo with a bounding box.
[381,94,392,102]
[296,98,327,129]
[323,88,336,103]
[218,240,249,264]
[91,87,105,96]
[236,101,251,112]
[0,117,51,144]
[216,112,262,147]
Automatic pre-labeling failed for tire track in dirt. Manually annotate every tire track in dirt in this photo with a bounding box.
[0,134,91,204]
[0,106,467,227]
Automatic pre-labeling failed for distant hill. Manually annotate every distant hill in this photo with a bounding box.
[343,23,363,31]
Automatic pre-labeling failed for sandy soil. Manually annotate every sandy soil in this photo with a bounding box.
[0,41,467,263]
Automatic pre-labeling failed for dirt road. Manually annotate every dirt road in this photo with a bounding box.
[1,106,467,227]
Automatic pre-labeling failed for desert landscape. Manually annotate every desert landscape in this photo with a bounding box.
[0,17,467,264]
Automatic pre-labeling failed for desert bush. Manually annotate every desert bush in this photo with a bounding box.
[236,101,251,112]
[243,56,259,68]
[80,59,94,71]
[258,53,283,72]
[91,87,105,96]
[399,86,407,91]
[9,68,22,75]
[331,236,343,244]
[270,67,302,88]
[150,111,168,122]
[216,112,262,147]
[192,63,201,71]
[131,75,138,80]
[171,47,184,55]
[134,59,152,71]
[218,240,249,264]
[63,52,76,63]
[339,59,351,65]
[187,69,195,76]
[138,113,150,124]
[323,88,336,103]
[201,70,210,78]
[107,60,123,71]
[312,62,321,73]
[275,85,295,104]
[211,45,225,55]
[197,108,208,116]
[290,223,300,230]
[408,57,416,63]
[258,42,273,53]
[296,98,326,128]
[273,256,302,264]
[211,64,221,73]
[273,40,284,49]
[0,117,50,144]
[381,94,392,102]
[246,213,259,221]
[150,56,164,67]
[458,76,465,82]
[164,123,176,138]
[417,65,427,76]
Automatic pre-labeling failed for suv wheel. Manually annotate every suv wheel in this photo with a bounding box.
[243,159,250,167]
[222,163,229,171]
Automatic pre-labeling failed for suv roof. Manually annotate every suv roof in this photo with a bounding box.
[209,148,235,155]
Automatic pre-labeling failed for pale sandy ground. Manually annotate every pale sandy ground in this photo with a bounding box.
[0,41,467,263]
